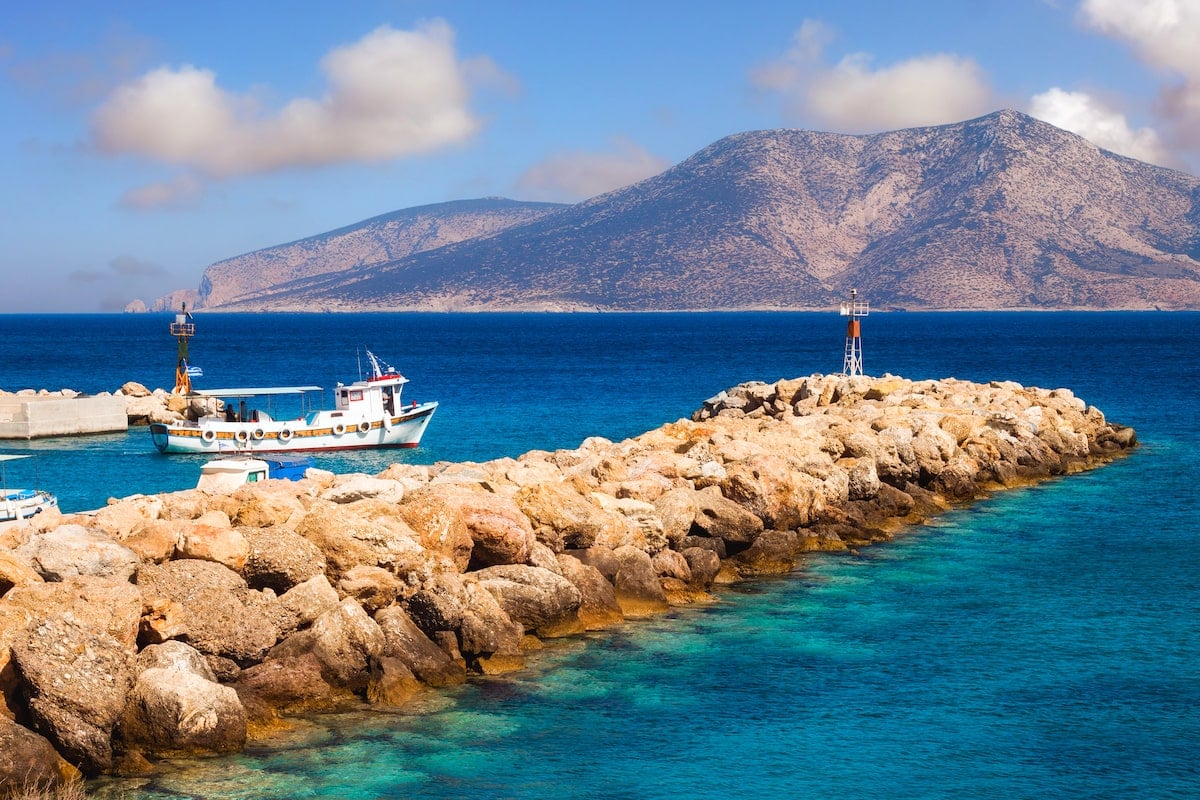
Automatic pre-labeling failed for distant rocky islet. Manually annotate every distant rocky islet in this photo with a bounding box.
[0,372,1136,793]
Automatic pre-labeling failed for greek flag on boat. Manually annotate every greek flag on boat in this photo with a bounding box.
[186,366,203,377]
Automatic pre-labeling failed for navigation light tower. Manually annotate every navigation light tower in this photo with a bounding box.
[170,303,197,394]
[840,289,869,376]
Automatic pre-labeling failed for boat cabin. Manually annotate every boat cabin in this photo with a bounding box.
[335,373,406,419]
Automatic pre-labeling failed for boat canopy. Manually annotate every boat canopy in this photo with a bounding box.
[191,386,323,397]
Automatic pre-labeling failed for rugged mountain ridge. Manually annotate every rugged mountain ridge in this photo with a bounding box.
[193,110,1200,311]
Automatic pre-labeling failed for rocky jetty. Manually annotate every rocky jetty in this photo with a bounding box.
[0,383,215,430]
[0,374,1136,794]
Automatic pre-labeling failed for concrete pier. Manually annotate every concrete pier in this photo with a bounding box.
[0,394,128,439]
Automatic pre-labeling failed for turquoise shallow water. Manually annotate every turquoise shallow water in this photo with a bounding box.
[2,311,1197,799]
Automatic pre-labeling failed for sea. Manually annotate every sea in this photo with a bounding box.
[0,311,1197,800]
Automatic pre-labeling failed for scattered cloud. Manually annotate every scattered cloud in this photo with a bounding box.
[119,174,205,210]
[751,19,996,132]
[6,26,157,109]
[67,269,108,283]
[69,255,165,285]
[109,254,166,277]
[516,138,671,201]
[90,20,503,177]
[1028,87,1172,165]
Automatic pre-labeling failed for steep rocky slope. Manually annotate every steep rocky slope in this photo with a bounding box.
[196,198,567,308]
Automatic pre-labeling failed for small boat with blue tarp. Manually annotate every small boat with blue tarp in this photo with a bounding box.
[196,455,315,493]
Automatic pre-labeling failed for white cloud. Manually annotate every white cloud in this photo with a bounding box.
[1080,0,1200,78]
[751,19,996,132]
[119,174,205,210]
[517,138,671,201]
[1078,0,1200,153]
[91,20,495,176]
[1028,88,1172,165]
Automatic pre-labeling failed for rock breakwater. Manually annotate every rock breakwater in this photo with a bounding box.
[0,373,1136,793]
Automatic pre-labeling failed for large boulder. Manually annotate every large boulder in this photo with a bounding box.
[458,582,525,673]
[403,572,467,640]
[267,600,384,690]
[589,494,668,554]
[2,576,143,652]
[373,605,466,687]
[366,657,425,707]
[554,553,624,630]
[295,500,426,581]
[89,495,165,540]
[610,545,669,617]
[435,488,538,568]
[0,551,42,595]
[122,519,179,563]
[653,488,703,548]
[277,574,341,633]
[322,475,406,505]
[234,651,339,718]
[11,616,136,774]
[175,521,249,572]
[118,641,246,756]
[514,481,607,551]
[720,454,825,530]
[468,565,583,638]
[135,560,280,665]
[394,488,478,572]
[732,529,805,576]
[15,524,139,582]
[337,565,401,614]
[240,528,327,593]
[0,715,82,794]
[230,484,309,529]
[689,487,765,547]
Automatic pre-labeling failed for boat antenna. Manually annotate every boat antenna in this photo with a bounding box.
[839,288,869,377]
[170,302,197,394]
[364,349,384,377]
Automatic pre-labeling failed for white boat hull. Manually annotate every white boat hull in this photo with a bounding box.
[151,402,437,455]
[1,489,58,528]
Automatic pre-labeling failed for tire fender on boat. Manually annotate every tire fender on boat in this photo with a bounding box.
[252,428,265,440]
[279,428,293,442]
[201,429,216,443]
[235,429,249,444]
[358,421,371,434]
[333,423,346,436]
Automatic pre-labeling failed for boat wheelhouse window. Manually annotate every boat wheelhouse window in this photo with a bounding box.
[349,390,363,401]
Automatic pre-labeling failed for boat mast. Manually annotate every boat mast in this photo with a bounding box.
[840,288,869,377]
[171,302,197,394]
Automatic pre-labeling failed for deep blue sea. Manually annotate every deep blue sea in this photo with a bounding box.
[1,311,1197,800]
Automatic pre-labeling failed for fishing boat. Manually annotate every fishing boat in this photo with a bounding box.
[0,454,58,528]
[197,455,314,493]
[150,351,437,454]
[150,305,437,455]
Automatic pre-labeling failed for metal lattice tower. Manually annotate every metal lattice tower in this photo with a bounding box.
[840,289,869,376]
[170,302,196,394]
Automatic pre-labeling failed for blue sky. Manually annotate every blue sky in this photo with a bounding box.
[1,0,1194,312]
